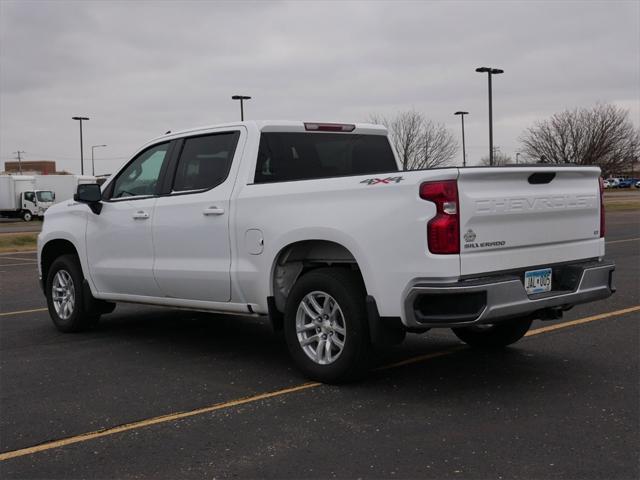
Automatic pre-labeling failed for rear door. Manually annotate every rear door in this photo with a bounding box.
[152,129,244,302]
[457,166,603,276]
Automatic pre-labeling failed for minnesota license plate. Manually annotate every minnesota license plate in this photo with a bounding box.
[524,268,552,295]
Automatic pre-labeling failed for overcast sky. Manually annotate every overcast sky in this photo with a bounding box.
[1,0,638,174]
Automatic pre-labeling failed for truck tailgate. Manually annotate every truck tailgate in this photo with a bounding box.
[457,166,604,276]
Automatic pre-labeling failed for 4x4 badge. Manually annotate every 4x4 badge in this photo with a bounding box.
[464,229,476,242]
[360,176,404,185]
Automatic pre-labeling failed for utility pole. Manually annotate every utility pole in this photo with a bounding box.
[13,150,25,174]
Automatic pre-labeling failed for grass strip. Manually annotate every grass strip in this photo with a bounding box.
[0,232,38,253]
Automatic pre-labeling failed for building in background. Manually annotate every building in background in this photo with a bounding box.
[4,160,57,175]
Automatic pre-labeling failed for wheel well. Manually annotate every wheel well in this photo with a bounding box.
[272,240,364,313]
[41,239,79,286]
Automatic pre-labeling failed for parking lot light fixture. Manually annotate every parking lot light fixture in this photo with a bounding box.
[454,111,469,167]
[475,67,504,166]
[231,95,251,121]
[91,145,107,176]
[72,116,90,175]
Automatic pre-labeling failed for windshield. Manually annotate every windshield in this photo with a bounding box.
[36,191,54,202]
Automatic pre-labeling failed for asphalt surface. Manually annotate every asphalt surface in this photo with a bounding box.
[0,211,638,479]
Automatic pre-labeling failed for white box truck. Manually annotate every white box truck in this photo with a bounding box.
[0,175,54,221]
[35,175,97,204]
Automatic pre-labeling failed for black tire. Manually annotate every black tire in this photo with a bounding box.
[45,254,100,332]
[22,211,33,222]
[452,317,533,348]
[284,268,371,383]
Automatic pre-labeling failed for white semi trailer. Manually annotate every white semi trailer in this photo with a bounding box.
[0,175,54,221]
[35,175,97,204]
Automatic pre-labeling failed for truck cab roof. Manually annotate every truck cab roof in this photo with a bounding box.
[145,121,388,148]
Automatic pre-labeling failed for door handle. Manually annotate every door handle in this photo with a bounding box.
[203,206,225,216]
[132,211,150,220]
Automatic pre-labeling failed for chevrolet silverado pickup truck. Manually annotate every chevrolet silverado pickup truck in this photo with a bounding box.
[38,121,615,382]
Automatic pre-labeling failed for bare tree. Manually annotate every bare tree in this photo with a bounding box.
[368,110,458,170]
[479,150,512,166]
[519,103,640,176]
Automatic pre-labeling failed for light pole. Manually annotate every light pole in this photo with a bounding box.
[475,67,503,166]
[516,152,521,164]
[72,116,90,174]
[231,95,251,121]
[454,111,469,167]
[91,144,107,176]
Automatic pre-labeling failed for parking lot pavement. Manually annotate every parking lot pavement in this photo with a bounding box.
[0,212,638,479]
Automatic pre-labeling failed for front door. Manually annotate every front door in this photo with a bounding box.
[86,142,171,297]
[152,130,243,302]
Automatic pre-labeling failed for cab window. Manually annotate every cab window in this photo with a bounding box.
[172,132,239,192]
[111,143,170,199]
[254,133,397,183]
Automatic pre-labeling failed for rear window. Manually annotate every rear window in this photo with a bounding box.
[254,133,397,183]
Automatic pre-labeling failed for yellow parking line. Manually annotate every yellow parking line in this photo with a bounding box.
[375,346,465,370]
[0,308,47,317]
[606,237,640,245]
[0,262,38,267]
[0,383,320,461]
[0,304,638,461]
[0,256,37,262]
[525,305,640,336]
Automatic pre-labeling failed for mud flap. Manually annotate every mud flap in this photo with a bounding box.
[366,295,406,348]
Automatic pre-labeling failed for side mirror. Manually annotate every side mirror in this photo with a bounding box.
[74,184,102,214]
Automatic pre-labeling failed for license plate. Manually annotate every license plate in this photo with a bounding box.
[524,268,552,295]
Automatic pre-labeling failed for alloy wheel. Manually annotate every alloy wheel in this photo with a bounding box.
[296,291,347,365]
[52,269,75,320]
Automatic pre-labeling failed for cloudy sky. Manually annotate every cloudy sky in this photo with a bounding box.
[1,0,638,174]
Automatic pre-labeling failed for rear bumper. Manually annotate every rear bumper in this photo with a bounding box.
[403,260,615,328]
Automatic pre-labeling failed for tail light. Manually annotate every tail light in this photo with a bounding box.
[599,177,605,238]
[420,180,460,254]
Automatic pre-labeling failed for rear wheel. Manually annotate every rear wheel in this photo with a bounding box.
[452,317,533,348]
[46,254,100,332]
[284,268,371,383]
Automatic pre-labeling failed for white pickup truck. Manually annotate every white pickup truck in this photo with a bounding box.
[38,121,615,382]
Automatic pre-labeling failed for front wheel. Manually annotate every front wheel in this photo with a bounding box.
[22,211,33,222]
[45,254,99,332]
[452,317,533,348]
[284,268,371,383]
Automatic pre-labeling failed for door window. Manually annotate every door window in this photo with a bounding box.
[111,143,170,199]
[172,132,240,192]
